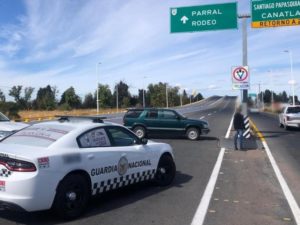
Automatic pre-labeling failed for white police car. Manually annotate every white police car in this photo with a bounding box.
[0,116,176,219]
[0,112,28,140]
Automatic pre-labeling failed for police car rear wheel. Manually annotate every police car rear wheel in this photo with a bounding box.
[186,127,199,140]
[155,155,176,186]
[133,126,146,138]
[53,174,90,220]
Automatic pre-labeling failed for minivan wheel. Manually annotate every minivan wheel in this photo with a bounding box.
[186,127,199,140]
[133,126,146,138]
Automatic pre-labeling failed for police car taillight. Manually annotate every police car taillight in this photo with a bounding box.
[0,157,36,172]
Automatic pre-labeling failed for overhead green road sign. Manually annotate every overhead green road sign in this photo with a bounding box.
[251,0,300,28]
[170,2,238,33]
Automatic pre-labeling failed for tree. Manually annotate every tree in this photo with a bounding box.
[130,95,139,107]
[113,81,131,108]
[24,87,34,110]
[96,84,113,108]
[182,90,189,105]
[167,86,180,107]
[263,89,272,103]
[83,93,95,109]
[147,82,168,107]
[194,93,204,102]
[9,86,22,103]
[34,85,56,110]
[59,87,81,109]
[282,91,288,103]
[8,86,35,110]
[0,89,5,102]
[0,101,20,119]
[138,89,144,106]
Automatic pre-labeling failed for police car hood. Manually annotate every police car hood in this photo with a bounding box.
[0,121,28,131]
[0,143,48,161]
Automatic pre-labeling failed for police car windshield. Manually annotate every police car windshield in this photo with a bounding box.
[0,112,9,122]
[2,124,75,147]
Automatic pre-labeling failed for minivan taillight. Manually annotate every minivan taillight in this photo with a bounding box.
[0,157,36,172]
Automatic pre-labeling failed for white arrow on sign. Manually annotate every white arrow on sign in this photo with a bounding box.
[181,16,189,24]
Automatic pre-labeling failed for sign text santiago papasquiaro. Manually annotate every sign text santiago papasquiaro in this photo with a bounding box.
[170,2,238,33]
[252,0,300,28]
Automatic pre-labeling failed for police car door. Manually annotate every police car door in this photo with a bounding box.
[77,127,122,195]
[105,126,156,185]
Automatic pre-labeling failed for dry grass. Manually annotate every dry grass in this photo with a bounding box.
[18,108,124,121]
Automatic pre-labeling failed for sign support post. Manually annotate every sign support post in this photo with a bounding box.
[239,14,251,139]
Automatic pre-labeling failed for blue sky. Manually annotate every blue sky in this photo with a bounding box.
[0,0,299,100]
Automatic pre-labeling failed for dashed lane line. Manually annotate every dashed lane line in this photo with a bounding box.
[251,120,300,225]
[190,113,234,225]
[200,116,205,120]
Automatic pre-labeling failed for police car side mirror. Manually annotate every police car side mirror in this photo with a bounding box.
[140,138,148,145]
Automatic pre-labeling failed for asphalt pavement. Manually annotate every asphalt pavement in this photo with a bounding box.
[0,97,299,225]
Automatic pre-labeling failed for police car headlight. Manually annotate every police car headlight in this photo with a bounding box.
[0,131,13,140]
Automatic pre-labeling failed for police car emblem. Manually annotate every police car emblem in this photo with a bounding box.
[118,156,128,176]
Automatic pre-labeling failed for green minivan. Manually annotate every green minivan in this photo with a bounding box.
[123,108,210,140]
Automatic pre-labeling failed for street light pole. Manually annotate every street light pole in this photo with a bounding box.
[284,50,295,106]
[116,85,119,113]
[238,14,251,115]
[180,91,183,107]
[143,76,147,108]
[268,70,275,112]
[96,62,101,114]
[166,84,169,108]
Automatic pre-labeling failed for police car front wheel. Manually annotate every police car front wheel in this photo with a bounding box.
[53,174,90,220]
[154,155,176,186]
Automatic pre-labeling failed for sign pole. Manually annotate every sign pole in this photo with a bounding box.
[239,14,251,139]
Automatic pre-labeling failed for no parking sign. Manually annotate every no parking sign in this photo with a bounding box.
[231,66,250,90]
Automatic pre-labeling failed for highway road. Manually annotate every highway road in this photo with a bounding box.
[0,96,299,225]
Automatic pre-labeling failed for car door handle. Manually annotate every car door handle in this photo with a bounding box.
[87,154,95,160]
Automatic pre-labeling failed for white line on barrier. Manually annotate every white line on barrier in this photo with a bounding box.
[190,112,234,225]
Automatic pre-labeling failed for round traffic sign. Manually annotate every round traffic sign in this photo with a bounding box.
[233,67,248,82]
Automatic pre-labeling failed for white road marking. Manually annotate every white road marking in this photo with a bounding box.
[200,116,205,120]
[262,140,300,224]
[191,112,234,225]
[208,113,212,116]
[225,115,234,139]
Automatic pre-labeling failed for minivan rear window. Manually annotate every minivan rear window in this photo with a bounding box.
[125,110,143,118]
